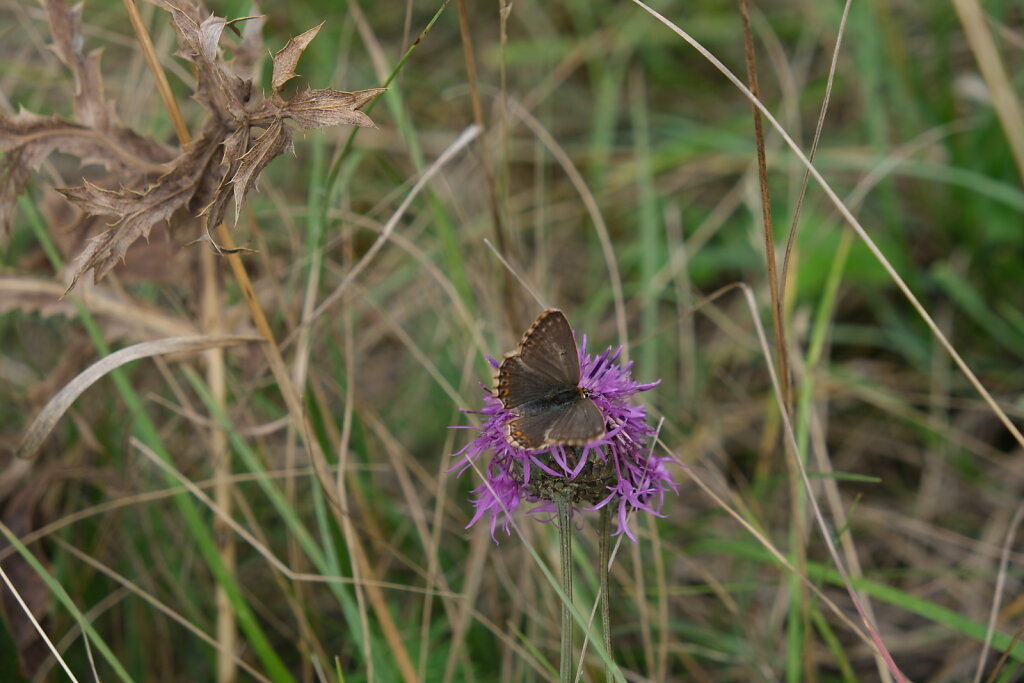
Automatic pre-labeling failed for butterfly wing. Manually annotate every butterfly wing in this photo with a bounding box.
[542,397,604,446]
[496,310,581,410]
[506,397,605,449]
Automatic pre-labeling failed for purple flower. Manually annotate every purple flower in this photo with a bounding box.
[451,334,677,543]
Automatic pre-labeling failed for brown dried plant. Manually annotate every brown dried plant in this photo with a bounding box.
[0,0,384,290]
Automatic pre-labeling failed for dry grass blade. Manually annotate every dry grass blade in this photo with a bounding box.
[974,501,1024,683]
[307,124,481,326]
[51,539,272,683]
[738,0,789,412]
[0,564,78,683]
[0,277,198,337]
[951,0,1024,183]
[15,334,260,461]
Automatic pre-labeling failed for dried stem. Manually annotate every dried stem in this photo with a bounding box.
[738,0,789,412]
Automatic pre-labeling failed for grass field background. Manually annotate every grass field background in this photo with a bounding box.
[2,0,1024,680]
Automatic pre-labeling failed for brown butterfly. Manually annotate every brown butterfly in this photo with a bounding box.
[495,310,605,450]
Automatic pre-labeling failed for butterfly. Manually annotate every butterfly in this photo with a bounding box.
[495,309,606,450]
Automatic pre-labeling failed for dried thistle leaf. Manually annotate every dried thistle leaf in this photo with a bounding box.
[0,108,170,173]
[0,109,171,234]
[161,3,251,120]
[42,0,173,162]
[59,132,221,287]
[271,22,324,93]
[0,1,173,236]
[0,110,80,235]
[7,0,383,288]
[284,88,385,130]
[42,0,116,130]
[228,119,293,223]
[197,126,250,228]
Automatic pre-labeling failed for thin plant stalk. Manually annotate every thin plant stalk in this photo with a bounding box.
[600,506,613,683]
[557,496,574,683]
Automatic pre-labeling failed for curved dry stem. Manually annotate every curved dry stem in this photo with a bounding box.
[15,334,260,461]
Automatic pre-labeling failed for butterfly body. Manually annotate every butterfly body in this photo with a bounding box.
[495,310,605,450]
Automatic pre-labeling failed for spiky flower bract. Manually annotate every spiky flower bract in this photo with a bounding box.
[452,334,677,542]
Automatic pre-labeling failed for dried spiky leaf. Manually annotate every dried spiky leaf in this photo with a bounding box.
[6,0,383,289]
[228,119,293,223]
[0,108,170,173]
[59,132,221,287]
[0,110,83,234]
[271,22,324,93]
[0,108,171,234]
[41,0,172,161]
[42,0,117,130]
[0,1,172,234]
[161,3,251,120]
[197,127,250,229]
[284,88,385,130]
[0,1,173,236]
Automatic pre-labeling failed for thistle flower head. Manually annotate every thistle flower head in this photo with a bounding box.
[452,330,677,543]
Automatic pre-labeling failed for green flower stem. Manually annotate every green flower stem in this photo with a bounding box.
[557,496,574,683]
[600,505,613,682]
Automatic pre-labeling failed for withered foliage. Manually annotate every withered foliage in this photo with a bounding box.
[0,0,384,290]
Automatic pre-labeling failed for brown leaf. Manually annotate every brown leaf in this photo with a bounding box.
[7,0,384,287]
[271,22,324,93]
[0,109,170,173]
[0,110,76,235]
[58,131,221,287]
[42,0,116,130]
[284,88,385,130]
[41,0,173,162]
[227,119,293,223]
[161,2,251,121]
[0,109,171,235]
[0,1,173,237]
[194,127,247,228]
